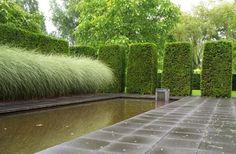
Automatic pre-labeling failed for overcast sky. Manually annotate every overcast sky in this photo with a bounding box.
[38,0,234,33]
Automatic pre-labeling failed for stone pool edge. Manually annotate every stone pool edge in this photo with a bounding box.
[37,97,236,154]
[0,94,183,114]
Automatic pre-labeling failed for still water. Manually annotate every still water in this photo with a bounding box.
[0,99,155,154]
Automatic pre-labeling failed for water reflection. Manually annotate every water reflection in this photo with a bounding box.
[0,99,155,154]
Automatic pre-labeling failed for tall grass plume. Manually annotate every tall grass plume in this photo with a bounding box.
[0,46,114,101]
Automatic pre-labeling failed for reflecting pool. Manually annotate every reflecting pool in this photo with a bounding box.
[0,99,156,154]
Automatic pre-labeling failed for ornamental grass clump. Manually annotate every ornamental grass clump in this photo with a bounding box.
[0,46,114,101]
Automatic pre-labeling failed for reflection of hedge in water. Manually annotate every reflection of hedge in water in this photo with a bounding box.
[162,42,192,96]
[201,41,232,97]
[123,100,155,119]
[0,46,113,101]
[0,99,154,154]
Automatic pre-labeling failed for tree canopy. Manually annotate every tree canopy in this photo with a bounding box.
[15,0,39,13]
[171,1,236,69]
[0,0,45,33]
[50,0,80,44]
[75,0,180,47]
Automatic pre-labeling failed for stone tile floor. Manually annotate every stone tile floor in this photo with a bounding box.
[37,97,236,154]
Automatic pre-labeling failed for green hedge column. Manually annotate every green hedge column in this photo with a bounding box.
[98,45,126,92]
[162,42,192,96]
[0,24,69,54]
[70,46,97,58]
[126,43,157,94]
[201,41,232,97]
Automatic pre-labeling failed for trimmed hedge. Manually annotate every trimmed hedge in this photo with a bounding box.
[162,42,192,96]
[201,41,232,97]
[156,73,236,91]
[192,74,200,90]
[0,24,69,54]
[70,46,97,58]
[126,43,157,94]
[98,45,126,92]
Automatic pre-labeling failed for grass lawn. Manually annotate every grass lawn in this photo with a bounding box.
[192,90,236,97]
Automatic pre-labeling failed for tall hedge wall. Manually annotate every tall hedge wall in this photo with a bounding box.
[126,43,157,94]
[70,46,97,58]
[98,45,126,92]
[201,41,232,97]
[162,42,192,96]
[0,24,69,54]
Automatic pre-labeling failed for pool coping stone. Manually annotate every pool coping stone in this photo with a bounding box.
[0,93,182,114]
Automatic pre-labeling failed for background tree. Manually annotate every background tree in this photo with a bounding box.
[15,0,38,13]
[171,1,236,70]
[50,0,80,44]
[0,0,45,33]
[15,0,46,32]
[75,0,180,48]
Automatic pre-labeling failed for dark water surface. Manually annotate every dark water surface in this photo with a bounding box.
[0,99,155,154]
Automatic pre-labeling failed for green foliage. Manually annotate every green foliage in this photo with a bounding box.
[70,46,97,58]
[98,45,126,93]
[76,0,180,47]
[15,0,39,13]
[50,0,79,43]
[172,1,236,69]
[0,0,45,33]
[0,24,69,54]
[14,0,46,32]
[0,46,114,101]
[201,41,232,98]
[126,43,157,94]
[162,42,192,96]
[192,74,200,90]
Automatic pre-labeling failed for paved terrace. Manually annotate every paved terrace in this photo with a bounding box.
[37,97,236,154]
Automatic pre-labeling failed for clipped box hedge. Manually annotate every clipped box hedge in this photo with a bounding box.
[70,46,97,58]
[0,24,69,54]
[98,45,126,92]
[126,43,157,94]
[162,42,192,96]
[201,41,232,97]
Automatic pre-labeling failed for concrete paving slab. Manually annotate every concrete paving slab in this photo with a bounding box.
[37,97,236,154]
